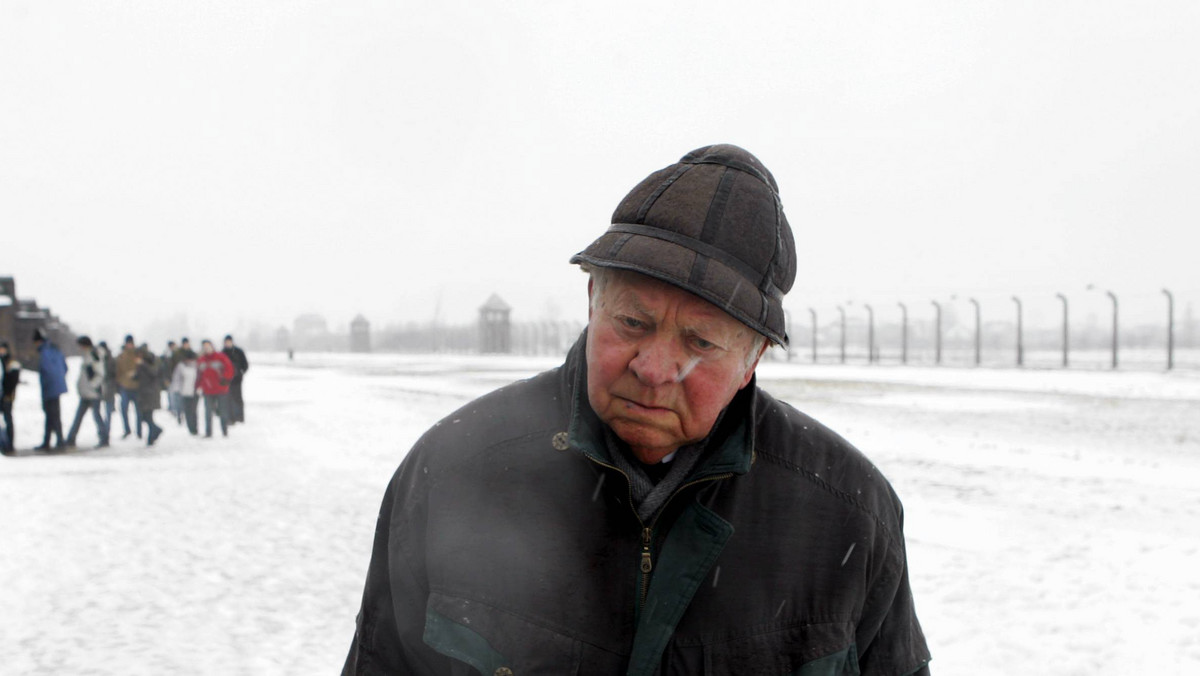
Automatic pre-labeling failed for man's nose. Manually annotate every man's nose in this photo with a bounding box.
[629,337,685,387]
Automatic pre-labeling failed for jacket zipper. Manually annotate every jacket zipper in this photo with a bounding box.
[639,526,653,608]
[638,473,733,610]
[583,454,732,615]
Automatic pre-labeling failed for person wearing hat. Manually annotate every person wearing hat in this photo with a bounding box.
[64,335,110,449]
[170,348,200,435]
[115,334,144,439]
[32,328,69,451]
[160,340,179,420]
[97,340,118,436]
[222,334,249,424]
[130,345,164,446]
[0,341,20,453]
[342,145,930,675]
[165,337,191,423]
[195,339,235,438]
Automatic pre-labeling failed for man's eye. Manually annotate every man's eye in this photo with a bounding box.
[621,317,644,329]
[691,336,715,350]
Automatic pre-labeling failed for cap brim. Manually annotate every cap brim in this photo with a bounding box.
[571,231,788,346]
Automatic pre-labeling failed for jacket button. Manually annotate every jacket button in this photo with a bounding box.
[495,669,513,676]
[551,432,569,451]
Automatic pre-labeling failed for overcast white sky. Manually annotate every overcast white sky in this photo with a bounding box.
[3,1,1198,343]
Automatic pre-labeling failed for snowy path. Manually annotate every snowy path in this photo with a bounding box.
[2,353,1198,674]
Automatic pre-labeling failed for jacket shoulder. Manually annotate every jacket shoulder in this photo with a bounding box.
[406,366,567,473]
[752,388,907,532]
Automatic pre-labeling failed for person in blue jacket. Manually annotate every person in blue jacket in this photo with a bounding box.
[33,328,69,451]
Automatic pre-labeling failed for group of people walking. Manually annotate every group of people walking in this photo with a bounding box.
[0,331,249,454]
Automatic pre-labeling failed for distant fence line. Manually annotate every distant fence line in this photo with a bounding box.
[258,319,1198,372]
[277,320,589,358]
[786,288,1198,371]
[238,286,1198,372]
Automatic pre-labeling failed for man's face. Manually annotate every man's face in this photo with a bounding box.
[202,342,214,355]
[585,271,765,464]
[224,338,233,349]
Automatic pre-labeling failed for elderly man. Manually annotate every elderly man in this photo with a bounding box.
[343,145,930,675]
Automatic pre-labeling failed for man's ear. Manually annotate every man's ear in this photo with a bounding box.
[739,341,769,390]
[587,278,594,320]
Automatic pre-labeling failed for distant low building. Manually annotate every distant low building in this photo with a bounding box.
[274,326,291,352]
[478,294,512,354]
[0,276,75,365]
[0,277,14,355]
[293,313,332,351]
[350,314,371,353]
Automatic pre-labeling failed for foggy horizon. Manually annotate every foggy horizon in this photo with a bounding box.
[4,1,1199,351]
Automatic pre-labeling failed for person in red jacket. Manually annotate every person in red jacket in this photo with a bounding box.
[195,339,235,438]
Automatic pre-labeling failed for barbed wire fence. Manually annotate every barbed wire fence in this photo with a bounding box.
[779,287,1199,371]
[248,287,1199,372]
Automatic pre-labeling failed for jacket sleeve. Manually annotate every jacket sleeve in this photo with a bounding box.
[855,502,931,675]
[2,361,19,397]
[170,363,184,393]
[86,353,105,390]
[219,354,235,382]
[343,459,453,675]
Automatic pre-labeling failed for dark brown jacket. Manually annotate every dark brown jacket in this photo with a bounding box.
[343,336,930,675]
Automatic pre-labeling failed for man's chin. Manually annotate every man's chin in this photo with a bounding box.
[608,421,679,462]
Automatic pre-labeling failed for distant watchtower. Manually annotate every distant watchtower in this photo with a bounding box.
[350,314,371,353]
[478,294,512,354]
[0,277,14,353]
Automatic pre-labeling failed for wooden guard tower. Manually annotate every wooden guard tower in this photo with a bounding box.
[478,294,512,354]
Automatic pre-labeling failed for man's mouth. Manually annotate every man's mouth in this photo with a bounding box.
[617,396,672,414]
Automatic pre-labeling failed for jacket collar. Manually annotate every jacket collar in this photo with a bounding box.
[563,332,756,479]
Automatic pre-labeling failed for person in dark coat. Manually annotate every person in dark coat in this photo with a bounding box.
[342,145,930,675]
[133,345,163,446]
[0,341,20,453]
[222,335,249,424]
[97,341,118,436]
[160,340,178,420]
[33,328,69,451]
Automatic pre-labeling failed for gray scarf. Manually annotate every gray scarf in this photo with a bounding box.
[604,407,728,523]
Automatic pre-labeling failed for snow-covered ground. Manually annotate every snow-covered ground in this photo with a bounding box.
[2,351,1198,674]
